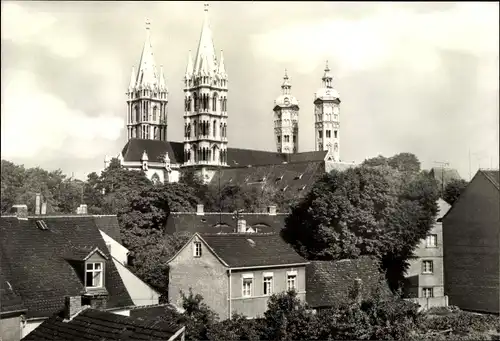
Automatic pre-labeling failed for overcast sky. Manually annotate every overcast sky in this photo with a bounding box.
[1,1,498,180]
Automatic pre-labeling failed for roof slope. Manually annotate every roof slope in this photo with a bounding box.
[306,257,387,308]
[22,308,182,341]
[200,233,307,268]
[121,139,184,164]
[481,169,499,190]
[166,212,286,234]
[93,215,122,242]
[0,252,25,314]
[0,216,133,317]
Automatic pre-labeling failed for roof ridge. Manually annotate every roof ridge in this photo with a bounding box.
[480,169,500,189]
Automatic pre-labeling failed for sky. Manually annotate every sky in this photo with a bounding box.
[1,1,499,181]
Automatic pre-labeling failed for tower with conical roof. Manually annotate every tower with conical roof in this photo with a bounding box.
[314,61,341,161]
[273,69,299,154]
[183,3,228,169]
[126,19,168,141]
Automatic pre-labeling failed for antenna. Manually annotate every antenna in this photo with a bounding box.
[433,161,449,194]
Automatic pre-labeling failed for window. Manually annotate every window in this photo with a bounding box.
[277,136,281,143]
[287,273,297,291]
[326,130,331,138]
[422,260,433,274]
[193,241,202,257]
[263,273,273,295]
[422,287,434,298]
[334,130,338,138]
[242,274,253,297]
[284,135,290,143]
[426,234,437,248]
[318,130,322,137]
[86,262,103,288]
[293,135,296,143]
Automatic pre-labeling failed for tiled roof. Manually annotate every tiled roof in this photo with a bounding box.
[166,212,286,234]
[306,257,387,309]
[209,161,325,193]
[121,139,184,164]
[481,169,499,189]
[287,151,328,163]
[199,233,308,268]
[429,167,461,187]
[0,253,25,314]
[93,215,122,242]
[0,216,133,317]
[22,308,183,341]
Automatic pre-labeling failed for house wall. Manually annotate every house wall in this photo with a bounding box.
[230,266,306,319]
[443,172,500,313]
[168,235,229,319]
[0,315,21,341]
[123,163,180,183]
[100,230,129,265]
[112,258,160,307]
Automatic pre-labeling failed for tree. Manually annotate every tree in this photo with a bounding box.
[443,179,468,205]
[207,313,261,341]
[178,289,219,341]
[83,172,105,214]
[281,166,439,292]
[362,155,389,168]
[54,178,85,213]
[1,160,26,213]
[388,152,421,172]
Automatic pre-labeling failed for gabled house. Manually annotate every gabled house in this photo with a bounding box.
[167,233,309,319]
[442,169,499,313]
[404,198,451,310]
[21,297,185,341]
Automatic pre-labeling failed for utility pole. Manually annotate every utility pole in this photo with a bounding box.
[433,161,450,195]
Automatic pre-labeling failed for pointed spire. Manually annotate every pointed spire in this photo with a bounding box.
[185,50,194,79]
[193,3,218,78]
[159,65,167,91]
[281,68,291,94]
[217,50,227,79]
[322,60,333,88]
[136,18,159,90]
[129,66,136,91]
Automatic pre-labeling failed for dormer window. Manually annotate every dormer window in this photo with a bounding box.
[86,262,103,288]
[295,173,303,180]
[193,241,202,258]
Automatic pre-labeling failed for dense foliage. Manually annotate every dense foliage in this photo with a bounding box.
[443,178,469,205]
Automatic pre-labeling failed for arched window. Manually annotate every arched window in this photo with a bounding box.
[135,106,139,122]
[194,93,199,111]
[153,106,157,121]
[334,143,338,152]
[154,127,158,139]
[212,93,218,111]
[213,120,217,137]
[151,173,160,185]
[194,120,197,137]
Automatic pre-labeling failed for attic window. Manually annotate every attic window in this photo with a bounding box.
[247,239,256,247]
[201,218,207,223]
[86,262,103,288]
[258,177,267,182]
[244,176,250,182]
[229,178,233,183]
[36,220,48,230]
[299,185,306,191]
[282,185,288,192]
[295,174,303,180]
[276,175,284,181]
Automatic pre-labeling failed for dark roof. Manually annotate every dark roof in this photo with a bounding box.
[22,308,183,341]
[481,169,499,189]
[121,139,328,168]
[93,215,122,242]
[199,233,307,268]
[209,161,325,193]
[129,304,179,320]
[306,257,387,308]
[0,216,133,318]
[166,212,286,234]
[0,254,25,314]
[429,167,461,187]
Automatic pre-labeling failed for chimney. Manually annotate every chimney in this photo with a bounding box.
[196,204,204,216]
[35,193,41,215]
[41,202,47,215]
[353,278,363,304]
[11,205,28,220]
[77,204,88,215]
[237,219,247,233]
[267,205,277,216]
[64,296,82,319]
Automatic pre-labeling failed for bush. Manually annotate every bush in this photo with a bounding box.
[420,311,500,334]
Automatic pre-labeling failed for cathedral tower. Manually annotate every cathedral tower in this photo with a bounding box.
[126,20,168,141]
[273,69,299,154]
[183,3,228,168]
[314,61,341,161]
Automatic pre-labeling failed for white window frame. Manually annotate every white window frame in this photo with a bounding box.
[263,272,274,296]
[286,270,297,291]
[193,241,202,258]
[422,260,434,274]
[422,287,434,298]
[86,262,104,288]
[242,273,253,298]
[425,234,437,248]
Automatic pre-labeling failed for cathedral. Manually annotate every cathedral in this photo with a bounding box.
[106,4,354,184]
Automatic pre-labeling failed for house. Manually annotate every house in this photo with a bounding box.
[21,297,185,341]
[0,204,158,340]
[167,232,309,319]
[442,169,500,314]
[306,257,388,310]
[428,167,462,192]
[403,198,451,310]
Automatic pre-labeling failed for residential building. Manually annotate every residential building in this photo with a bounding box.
[306,257,388,311]
[22,298,185,341]
[443,169,499,313]
[404,198,451,310]
[107,4,356,184]
[167,233,309,319]
[0,204,158,340]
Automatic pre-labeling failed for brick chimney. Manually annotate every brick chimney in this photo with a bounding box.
[41,202,47,215]
[237,219,247,233]
[196,204,204,216]
[267,205,277,216]
[64,296,82,319]
[353,278,363,304]
[76,204,88,215]
[35,193,41,215]
[11,205,28,220]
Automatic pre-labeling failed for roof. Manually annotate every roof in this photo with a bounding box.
[209,160,325,193]
[93,215,122,242]
[198,233,308,268]
[429,167,461,187]
[166,212,286,234]
[121,139,184,164]
[0,216,133,317]
[481,169,499,190]
[0,255,25,314]
[22,308,183,341]
[306,257,387,308]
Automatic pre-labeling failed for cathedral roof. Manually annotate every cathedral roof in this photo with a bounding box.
[315,87,340,100]
[275,69,299,108]
[121,139,184,164]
